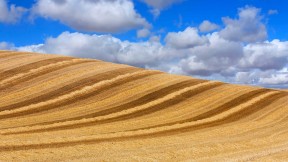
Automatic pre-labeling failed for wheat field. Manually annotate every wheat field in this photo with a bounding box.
[0,50,287,161]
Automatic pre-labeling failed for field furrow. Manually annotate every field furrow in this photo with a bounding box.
[0,59,94,90]
[25,79,206,126]
[0,81,224,134]
[0,91,281,150]
[0,51,287,161]
[0,66,136,110]
[0,57,73,80]
[0,68,144,117]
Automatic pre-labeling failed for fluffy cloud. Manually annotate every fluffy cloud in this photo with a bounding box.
[18,32,167,67]
[235,70,271,85]
[17,25,288,88]
[0,42,14,49]
[199,20,219,32]
[268,10,278,15]
[141,0,182,9]
[32,0,149,32]
[235,72,255,84]
[141,0,182,17]
[235,68,288,89]
[17,29,288,88]
[19,32,121,62]
[12,5,288,88]
[177,33,243,76]
[165,27,208,49]
[240,40,288,70]
[259,74,288,85]
[0,0,26,23]
[117,41,164,66]
[235,69,288,87]
[220,6,267,43]
[137,28,151,38]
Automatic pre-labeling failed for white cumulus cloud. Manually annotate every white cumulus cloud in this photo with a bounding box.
[137,28,151,38]
[240,40,288,70]
[0,42,14,49]
[178,32,243,76]
[0,0,26,24]
[17,32,167,67]
[140,0,182,17]
[32,0,150,33]
[268,10,278,15]
[16,29,288,88]
[199,20,219,32]
[11,5,288,88]
[220,6,267,43]
[165,27,209,49]
[259,74,288,85]
[141,0,182,9]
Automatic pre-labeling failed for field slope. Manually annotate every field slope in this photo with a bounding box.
[0,50,288,161]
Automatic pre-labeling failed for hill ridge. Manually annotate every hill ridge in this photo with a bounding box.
[0,50,287,161]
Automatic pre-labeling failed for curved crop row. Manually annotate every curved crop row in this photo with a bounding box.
[0,51,287,161]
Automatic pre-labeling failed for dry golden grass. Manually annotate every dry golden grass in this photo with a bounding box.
[0,50,287,161]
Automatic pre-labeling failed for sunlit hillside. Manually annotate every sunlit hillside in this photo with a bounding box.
[0,50,287,161]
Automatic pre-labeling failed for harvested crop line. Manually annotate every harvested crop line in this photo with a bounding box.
[129,88,270,131]
[0,56,46,72]
[0,51,30,59]
[0,59,94,90]
[0,70,161,119]
[0,73,179,129]
[253,96,288,122]
[0,67,138,112]
[0,62,109,99]
[0,57,74,80]
[0,81,224,134]
[0,91,281,150]
[95,82,225,124]
[0,54,33,64]
[29,79,206,126]
[0,51,287,161]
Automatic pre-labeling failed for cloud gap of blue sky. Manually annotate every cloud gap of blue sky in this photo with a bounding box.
[0,0,287,88]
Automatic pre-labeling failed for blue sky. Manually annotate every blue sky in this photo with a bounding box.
[0,0,288,88]
[2,0,288,45]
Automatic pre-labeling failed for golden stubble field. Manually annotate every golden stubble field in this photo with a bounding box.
[0,50,287,161]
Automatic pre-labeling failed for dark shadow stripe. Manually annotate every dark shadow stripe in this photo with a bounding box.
[0,57,74,80]
[97,82,224,124]
[0,60,94,91]
[19,79,205,127]
[129,89,270,131]
[10,82,224,134]
[0,70,161,119]
[1,93,285,152]
[0,52,28,59]
[0,67,138,112]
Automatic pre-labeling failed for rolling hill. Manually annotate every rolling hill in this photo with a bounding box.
[0,50,287,161]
